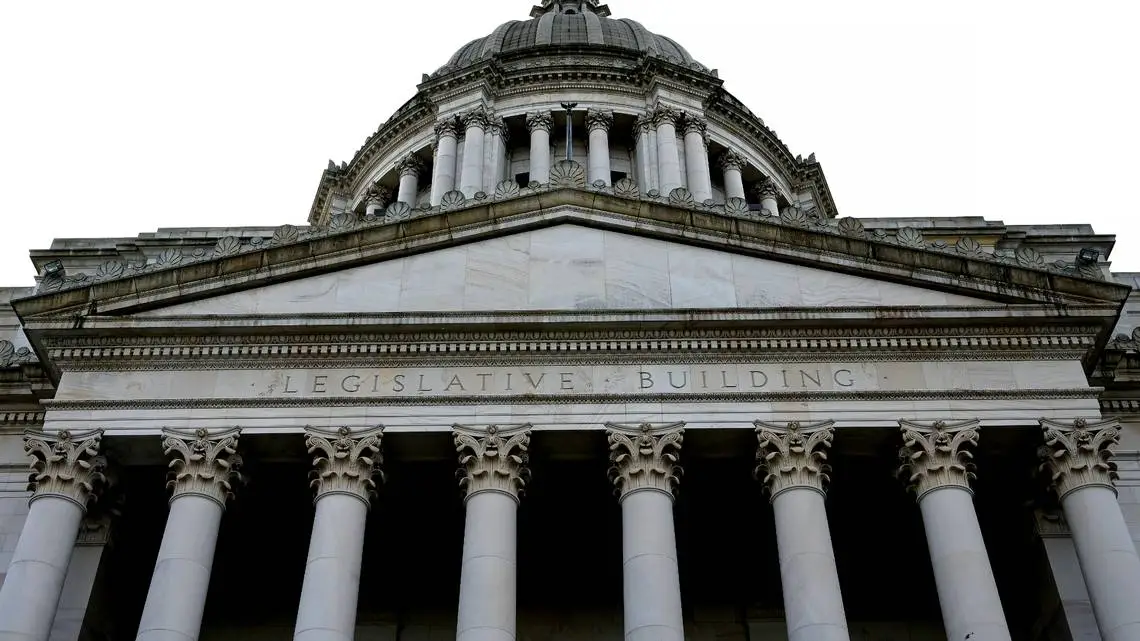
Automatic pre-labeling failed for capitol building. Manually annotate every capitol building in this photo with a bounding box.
[3,1,1140,640]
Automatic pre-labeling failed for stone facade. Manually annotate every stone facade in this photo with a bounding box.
[2,1,1140,640]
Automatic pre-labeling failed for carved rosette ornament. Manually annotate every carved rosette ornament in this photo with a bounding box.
[897,419,980,499]
[526,111,553,134]
[24,429,107,509]
[586,108,614,133]
[305,426,384,506]
[454,424,532,502]
[396,153,424,178]
[754,420,834,499]
[1039,418,1121,499]
[717,149,745,172]
[162,427,243,508]
[606,422,685,500]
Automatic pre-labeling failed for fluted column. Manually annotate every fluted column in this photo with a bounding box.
[459,108,489,198]
[899,419,1012,641]
[681,114,712,202]
[1040,418,1140,641]
[606,422,685,641]
[586,109,613,186]
[453,424,532,641]
[362,182,391,218]
[652,106,682,195]
[431,119,459,205]
[758,179,780,217]
[755,420,850,641]
[718,149,746,201]
[294,426,384,641]
[634,115,654,191]
[0,430,106,641]
[525,111,552,185]
[396,154,424,206]
[135,428,242,641]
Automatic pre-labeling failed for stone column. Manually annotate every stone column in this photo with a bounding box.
[652,106,683,195]
[395,154,424,206]
[486,115,509,191]
[430,119,459,205]
[755,420,850,641]
[525,111,553,185]
[135,428,243,641]
[606,422,686,641]
[1040,418,1140,641]
[634,115,654,191]
[0,430,106,641]
[718,149,746,201]
[586,109,613,186]
[898,419,1012,641]
[681,114,712,203]
[294,426,384,641]
[453,424,532,641]
[459,108,488,198]
[758,179,780,217]
[362,182,390,218]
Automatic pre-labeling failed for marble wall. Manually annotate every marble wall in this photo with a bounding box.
[141,225,988,317]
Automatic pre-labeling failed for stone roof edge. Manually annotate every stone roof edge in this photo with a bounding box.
[13,177,1131,321]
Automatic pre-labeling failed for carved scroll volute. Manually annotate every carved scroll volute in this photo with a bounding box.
[754,420,834,500]
[1039,417,1121,499]
[606,422,685,500]
[24,428,107,510]
[454,424,532,503]
[162,427,243,508]
[897,419,980,500]
[305,425,384,506]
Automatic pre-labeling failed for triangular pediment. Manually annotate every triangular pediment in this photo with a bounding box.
[138,224,989,317]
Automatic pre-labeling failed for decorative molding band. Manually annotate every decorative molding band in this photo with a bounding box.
[606,421,684,500]
[1101,399,1140,414]
[40,387,1106,412]
[2,411,46,426]
[305,425,384,506]
[1039,417,1121,499]
[898,419,980,499]
[454,423,532,502]
[24,428,107,510]
[754,420,834,499]
[162,427,243,508]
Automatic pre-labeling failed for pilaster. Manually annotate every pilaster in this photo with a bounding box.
[754,420,834,499]
[1039,418,1121,498]
[898,419,980,499]
[25,429,106,510]
[454,424,532,502]
[305,425,384,507]
[606,421,684,500]
[161,427,242,508]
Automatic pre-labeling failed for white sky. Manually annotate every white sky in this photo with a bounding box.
[1,0,1137,286]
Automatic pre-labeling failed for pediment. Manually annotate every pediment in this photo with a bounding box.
[138,224,990,317]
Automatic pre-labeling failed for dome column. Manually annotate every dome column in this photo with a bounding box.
[681,113,712,202]
[755,420,851,641]
[396,154,424,206]
[1040,418,1140,641]
[607,422,686,641]
[453,424,532,641]
[526,111,553,185]
[718,149,747,201]
[459,108,489,198]
[431,119,460,205]
[634,115,656,192]
[758,180,780,217]
[651,106,683,195]
[586,109,613,186]
[898,419,1012,641]
[487,115,510,192]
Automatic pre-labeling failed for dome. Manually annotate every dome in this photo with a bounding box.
[435,0,709,75]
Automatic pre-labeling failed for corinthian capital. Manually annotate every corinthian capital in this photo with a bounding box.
[396,153,424,178]
[754,420,834,499]
[526,111,553,134]
[24,429,107,510]
[454,424,532,502]
[586,108,614,133]
[364,182,391,206]
[681,113,707,137]
[1039,417,1121,498]
[434,118,460,140]
[606,422,684,500]
[306,426,384,505]
[650,105,680,127]
[717,149,745,172]
[756,178,780,199]
[898,419,979,499]
[461,107,489,130]
[633,114,653,139]
[162,427,243,508]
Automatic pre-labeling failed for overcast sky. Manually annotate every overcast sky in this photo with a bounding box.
[1,0,1137,286]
